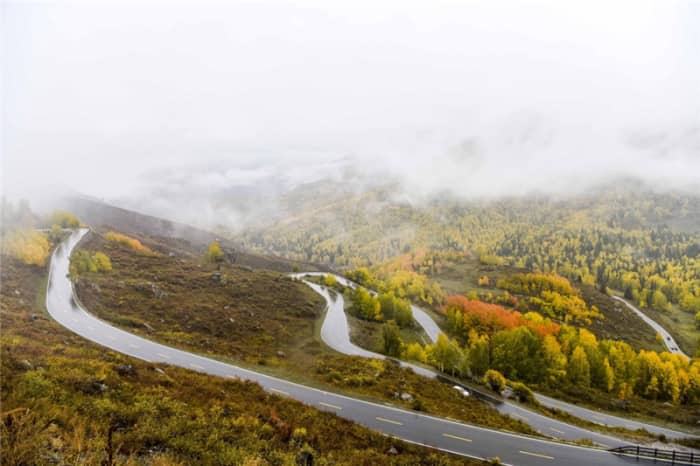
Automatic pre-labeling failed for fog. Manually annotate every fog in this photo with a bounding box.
[2,0,699,225]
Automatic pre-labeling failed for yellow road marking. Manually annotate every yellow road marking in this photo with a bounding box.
[549,427,565,435]
[520,450,554,460]
[270,388,289,396]
[189,363,205,370]
[512,413,528,421]
[128,343,140,349]
[157,353,170,359]
[442,433,472,443]
[376,417,403,426]
[319,401,342,410]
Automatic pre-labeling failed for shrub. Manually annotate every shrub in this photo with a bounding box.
[49,210,80,228]
[510,382,537,404]
[206,241,224,264]
[70,250,112,277]
[104,231,152,253]
[484,369,506,393]
[324,274,337,287]
[2,229,50,266]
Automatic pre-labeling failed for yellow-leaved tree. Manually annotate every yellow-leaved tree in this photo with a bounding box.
[206,241,224,264]
[2,229,50,266]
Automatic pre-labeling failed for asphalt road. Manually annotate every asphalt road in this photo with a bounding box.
[295,273,694,440]
[612,296,689,359]
[45,230,679,465]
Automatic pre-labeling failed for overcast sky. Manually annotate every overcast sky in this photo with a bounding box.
[2,0,699,205]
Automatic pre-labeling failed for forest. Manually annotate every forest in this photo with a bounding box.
[241,182,700,318]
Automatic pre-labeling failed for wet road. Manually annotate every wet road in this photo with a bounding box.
[44,230,682,465]
[612,296,689,359]
[295,272,695,440]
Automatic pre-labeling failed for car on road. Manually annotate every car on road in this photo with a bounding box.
[453,385,470,397]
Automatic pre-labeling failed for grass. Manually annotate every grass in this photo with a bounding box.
[70,231,538,437]
[1,252,487,466]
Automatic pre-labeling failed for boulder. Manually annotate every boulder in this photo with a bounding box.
[400,393,413,402]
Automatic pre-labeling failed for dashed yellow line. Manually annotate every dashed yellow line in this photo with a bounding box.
[319,401,342,410]
[520,450,554,460]
[189,363,205,370]
[376,417,403,426]
[512,413,529,421]
[549,427,565,435]
[270,388,289,396]
[442,433,472,443]
[157,353,170,360]
[128,343,140,349]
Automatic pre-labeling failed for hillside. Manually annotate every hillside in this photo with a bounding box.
[238,180,700,354]
[64,195,327,273]
[1,246,481,465]
[71,227,534,435]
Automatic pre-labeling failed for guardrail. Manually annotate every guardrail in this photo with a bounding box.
[609,445,699,465]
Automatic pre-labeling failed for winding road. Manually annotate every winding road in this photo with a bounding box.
[611,296,689,359]
[46,230,689,465]
[297,273,694,440]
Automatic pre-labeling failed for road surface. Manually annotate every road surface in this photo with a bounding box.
[612,296,689,359]
[45,230,686,465]
[295,273,695,440]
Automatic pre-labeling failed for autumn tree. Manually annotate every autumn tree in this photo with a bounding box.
[568,346,591,388]
[484,369,506,392]
[49,210,80,228]
[378,292,413,327]
[542,335,567,385]
[324,274,337,287]
[350,288,382,321]
[491,326,543,383]
[2,229,50,266]
[381,320,403,357]
[404,342,427,363]
[206,241,224,265]
[468,331,490,377]
[92,252,112,272]
[426,333,461,374]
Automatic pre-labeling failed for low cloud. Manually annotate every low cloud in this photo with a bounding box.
[3,0,699,226]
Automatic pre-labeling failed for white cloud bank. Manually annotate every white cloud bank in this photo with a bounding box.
[2,0,699,206]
